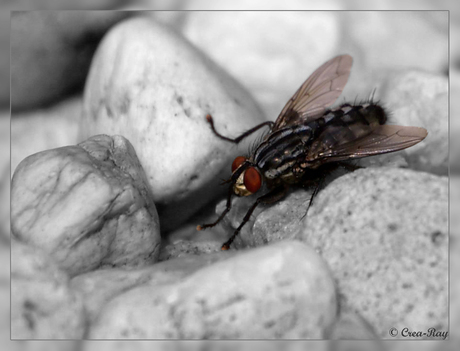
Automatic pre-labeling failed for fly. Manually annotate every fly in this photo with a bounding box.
[197,54,428,250]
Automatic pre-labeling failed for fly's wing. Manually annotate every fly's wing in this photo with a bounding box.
[306,124,428,165]
[273,54,353,131]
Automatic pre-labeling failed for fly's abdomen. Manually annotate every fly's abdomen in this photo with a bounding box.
[306,103,388,163]
[332,103,387,127]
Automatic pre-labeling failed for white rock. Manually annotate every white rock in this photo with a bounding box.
[11,96,81,174]
[11,240,85,339]
[80,17,267,231]
[88,241,337,339]
[182,11,341,120]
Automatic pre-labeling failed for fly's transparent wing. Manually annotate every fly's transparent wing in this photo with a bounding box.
[306,125,428,165]
[273,55,353,131]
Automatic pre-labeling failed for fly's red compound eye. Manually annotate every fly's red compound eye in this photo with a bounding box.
[243,167,261,193]
[232,156,247,173]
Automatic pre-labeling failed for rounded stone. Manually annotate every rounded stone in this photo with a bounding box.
[183,11,340,120]
[80,17,267,232]
[11,240,85,339]
[380,70,448,174]
[11,134,161,276]
[297,167,448,339]
[88,241,337,339]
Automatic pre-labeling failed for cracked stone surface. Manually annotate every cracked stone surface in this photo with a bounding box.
[11,134,160,276]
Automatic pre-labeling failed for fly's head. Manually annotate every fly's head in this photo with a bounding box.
[231,156,262,197]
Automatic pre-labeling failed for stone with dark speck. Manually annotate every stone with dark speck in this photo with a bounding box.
[297,167,448,339]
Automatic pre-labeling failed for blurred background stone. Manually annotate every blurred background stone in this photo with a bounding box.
[11,11,130,111]
[0,12,8,108]
[183,11,341,120]
[11,96,81,174]
[380,70,448,174]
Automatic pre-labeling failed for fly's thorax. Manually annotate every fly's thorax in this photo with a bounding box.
[253,124,316,182]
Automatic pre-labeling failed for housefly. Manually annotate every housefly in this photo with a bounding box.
[197,54,428,250]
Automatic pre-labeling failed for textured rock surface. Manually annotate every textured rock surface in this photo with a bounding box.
[71,252,226,324]
[80,16,267,232]
[183,11,341,120]
[159,240,222,261]
[11,240,85,339]
[215,188,313,249]
[7,10,451,341]
[11,11,129,111]
[297,167,448,339]
[88,241,337,339]
[11,134,160,276]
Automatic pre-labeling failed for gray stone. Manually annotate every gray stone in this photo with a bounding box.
[80,17,267,232]
[11,11,129,111]
[183,11,341,120]
[88,241,337,339]
[380,70,448,174]
[11,96,81,174]
[11,240,85,339]
[159,240,222,261]
[71,252,227,324]
[214,189,313,249]
[297,167,448,339]
[11,134,160,276]
[341,12,447,76]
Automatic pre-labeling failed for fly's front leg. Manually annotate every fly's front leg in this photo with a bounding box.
[221,184,289,250]
[206,114,273,144]
[197,185,234,231]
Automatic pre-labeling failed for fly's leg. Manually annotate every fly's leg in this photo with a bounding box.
[300,161,360,220]
[197,185,234,231]
[206,114,273,144]
[301,177,325,220]
[221,185,289,250]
